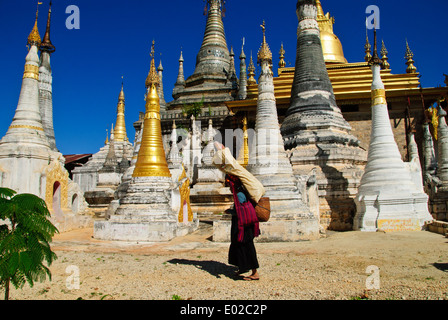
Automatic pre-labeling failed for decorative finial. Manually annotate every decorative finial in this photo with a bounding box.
[368,29,382,66]
[257,20,272,66]
[247,53,257,86]
[204,0,225,16]
[150,40,155,59]
[316,0,325,18]
[279,43,286,68]
[27,1,43,48]
[119,77,125,101]
[405,39,417,74]
[40,1,55,53]
[105,129,109,145]
[240,37,246,59]
[364,30,372,63]
[145,40,160,88]
[380,40,390,70]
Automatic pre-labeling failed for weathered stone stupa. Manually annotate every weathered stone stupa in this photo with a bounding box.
[168,0,234,110]
[0,3,90,232]
[280,0,367,231]
[353,31,433,232]
[245,22,319,241]
[424,107,448,221]
[94,42,198,242]
[39,1,57,151]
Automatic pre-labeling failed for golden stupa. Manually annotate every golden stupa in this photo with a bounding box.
[27,2,42,47]
[132,41,171,178]
[113,82,128,142]
[316,0,347,64]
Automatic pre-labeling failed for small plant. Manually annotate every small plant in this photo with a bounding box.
[182,96,204,119]
[172,294,183,300]
[0,188,58,300]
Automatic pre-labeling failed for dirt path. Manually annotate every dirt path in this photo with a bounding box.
[7,223,448,300]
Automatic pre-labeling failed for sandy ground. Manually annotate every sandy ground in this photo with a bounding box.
[6,222,448,301]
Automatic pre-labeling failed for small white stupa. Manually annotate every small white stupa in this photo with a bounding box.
[353,30,433,232]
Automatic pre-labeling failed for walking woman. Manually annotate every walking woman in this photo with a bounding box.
[225,174,260,281]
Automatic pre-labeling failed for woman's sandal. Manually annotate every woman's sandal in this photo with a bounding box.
[243,275,260,281]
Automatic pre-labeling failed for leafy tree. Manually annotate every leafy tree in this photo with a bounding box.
[0,188,58,300]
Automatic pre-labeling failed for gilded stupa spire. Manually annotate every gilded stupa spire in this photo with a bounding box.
[279,43,286,69]
[316,0,325,17]
[105,129,109,145]
[257,21,272,66]
[27,2,42,48]
[247,53,257,86]
[133,41,171,178]
[40,1,55,53]
[113,78,128,142]
[380,40,390,70]
[364,31,372,63]
[145,42,160,89]
[405,40,417,74]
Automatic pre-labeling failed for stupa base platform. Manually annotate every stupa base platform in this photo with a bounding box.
[94,215,199,242]
[354,192,433,232]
